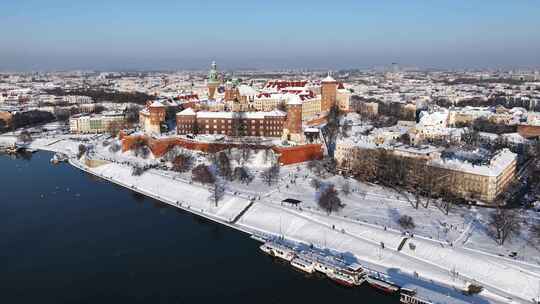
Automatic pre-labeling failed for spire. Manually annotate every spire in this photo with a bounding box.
[322,71,336,83]
[208,60,219,84]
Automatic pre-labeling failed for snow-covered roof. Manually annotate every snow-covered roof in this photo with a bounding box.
[177,108,196,116]
[322,74,336,83]
[237,85,257,97]
[286,93,302,105]
[149,100,165,108]
[304,127,320,133]
[429,148,516,177]
[418,110,448,127]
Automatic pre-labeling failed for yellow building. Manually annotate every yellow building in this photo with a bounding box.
[336,143,516,204]
[69,112,125,134]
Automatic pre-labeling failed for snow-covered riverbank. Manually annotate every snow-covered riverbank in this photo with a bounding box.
[65,158,534,304]
[26,134,540,304]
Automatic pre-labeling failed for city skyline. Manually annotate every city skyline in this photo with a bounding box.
[1,0,540,71]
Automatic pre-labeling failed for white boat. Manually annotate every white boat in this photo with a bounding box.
[327,267,366,287]
[290,255,315,274]
[259,241,296,262]
[313,259,336,276]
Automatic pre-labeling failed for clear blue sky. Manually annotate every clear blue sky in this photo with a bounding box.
[1,0,539,71]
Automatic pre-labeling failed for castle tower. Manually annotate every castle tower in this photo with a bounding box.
[282,95,303,142]
[207,61,220,100]
[321,72,337,112]
[149,101,165,125]
[139,100,166,134]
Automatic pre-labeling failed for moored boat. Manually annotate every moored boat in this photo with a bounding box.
[259,241,296,262]
[366,275,400,294]
[290,255,315,274]
[327,268,364,287]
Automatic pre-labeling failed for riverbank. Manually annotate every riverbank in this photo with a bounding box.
[67,156,521,304]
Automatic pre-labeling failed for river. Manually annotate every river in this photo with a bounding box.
[0,151,396,303]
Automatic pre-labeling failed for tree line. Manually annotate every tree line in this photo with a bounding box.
[45,88,155,105]
[1,110,55,132]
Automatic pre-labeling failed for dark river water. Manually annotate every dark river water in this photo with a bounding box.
[0,151,396,304]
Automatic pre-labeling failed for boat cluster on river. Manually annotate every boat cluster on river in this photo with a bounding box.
[259,238,432,304]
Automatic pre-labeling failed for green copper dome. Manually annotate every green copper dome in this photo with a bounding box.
[208,61,219,84]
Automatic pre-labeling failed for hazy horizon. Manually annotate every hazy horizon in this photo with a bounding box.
[2,0,539,71]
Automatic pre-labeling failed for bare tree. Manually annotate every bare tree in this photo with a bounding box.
[308,160,326,177]
[217,151,233,180]
[231,112,247,137]
[131,165,145,176]
[398,215,415,230]
[318,184,344,214]
[240,141,252,163]
[489,208,520,245]
[172,153,193,173]
[209,181,225,207]
[192,164,215,184]
[260,162,280,186]
[132,138,150,158]
[54,107,71,122]
[322,157,338,175]
[108,141,121,153]
[529,140,540,158]
[350,149,378,182]
[234,166,252,184]
[263,147,274,163]
[310,178,322,190]
[77,144,87,158]
[320,104,340,158]
[124,105,140,125]
[376,150,407,187]
[341,180,351,196]
[530,222,540,245]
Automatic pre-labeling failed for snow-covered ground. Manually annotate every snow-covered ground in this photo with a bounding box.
[26,133,540,303]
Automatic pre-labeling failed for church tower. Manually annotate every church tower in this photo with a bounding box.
[207,61,220,100]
